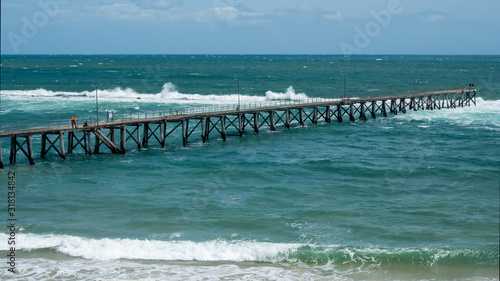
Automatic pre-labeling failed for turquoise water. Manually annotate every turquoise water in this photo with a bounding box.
[0,55,499,280]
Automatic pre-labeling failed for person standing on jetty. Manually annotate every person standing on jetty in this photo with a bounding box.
[71,115,77,128]
[106,111,114,122]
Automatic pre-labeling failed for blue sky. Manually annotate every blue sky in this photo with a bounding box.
[1,0,499,54]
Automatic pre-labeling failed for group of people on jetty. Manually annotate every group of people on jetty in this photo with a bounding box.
[70,111,114,129]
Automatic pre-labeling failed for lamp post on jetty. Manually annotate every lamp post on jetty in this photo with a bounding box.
[234,78,240,111]
[412,71,416,94]
[342,74,346,100]
[460,69,466,91]
[92,84,101,127]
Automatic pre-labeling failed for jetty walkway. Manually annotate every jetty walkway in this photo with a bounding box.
[0,88,477,168]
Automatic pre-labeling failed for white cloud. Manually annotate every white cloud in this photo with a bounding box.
[133,0,183,10]
[194,6,239,24]
[212,0,245,9]
[93,3,185,22]
[96,4,155,20]
[324,11,343,22]
[412,10,449,23]
[272,5,343,23]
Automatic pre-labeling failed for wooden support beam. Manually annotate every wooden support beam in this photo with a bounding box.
[41,134,47,158]
[10,136,35,165]
[109,128,115,144]
[0,138,3,169]
[59,132,66,160]
[182,120,186,146]
[26,136,35,165]
[94,132,100,154]
[125,125,141,149]
[87,132,91,155]
[9,137,16,164]
[8,134,41,165]
[359,103,367,121]
[160,122,165,147]
[120,125,126,154]
[201,118,206,143]
[269,111,276,131]
[285,109,291,128]
[389,100,394,113]
[241,114,247,132]
[41,133,65,160]
[182,119,189,146]
[68,132,91,155]
[220,116,227,141]
[313,107,318,124]
[142,123,149,147]
[137,125,141,149]
[67,133,73,154]
[85,132,91,155]
[371,102,376,119]
[349,104,355,122]
[253,113,259,133]
[238,114,243,137]
[381,101,387,117]
[299,108,304,126]
[325,106,331,123]
[205,117,211,141]
[337,105,343,123]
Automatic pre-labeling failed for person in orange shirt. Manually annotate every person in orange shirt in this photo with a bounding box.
[71,116,77,128]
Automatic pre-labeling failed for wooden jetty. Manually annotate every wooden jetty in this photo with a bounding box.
[0,88,477,168]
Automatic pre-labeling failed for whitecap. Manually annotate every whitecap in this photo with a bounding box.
[265,86,308,101]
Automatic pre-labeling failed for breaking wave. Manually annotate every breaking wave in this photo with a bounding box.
[0,83,310,105]
[0,233,497,267]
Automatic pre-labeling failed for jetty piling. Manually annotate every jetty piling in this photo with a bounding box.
[0,88,477,168]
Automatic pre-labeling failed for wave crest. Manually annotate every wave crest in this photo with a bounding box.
[0,83,309,105]
[1,233,497,267]
[265,86,308,101]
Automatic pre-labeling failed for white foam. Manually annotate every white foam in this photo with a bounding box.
[0,233,300,262]
[265,86,308,101]
[393,97,500,127]
[0,258,346,281]
[0,83,310,105]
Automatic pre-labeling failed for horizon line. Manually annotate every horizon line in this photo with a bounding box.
[1,53,499,56]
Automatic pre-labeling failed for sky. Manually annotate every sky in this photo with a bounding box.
[1,0,499,55]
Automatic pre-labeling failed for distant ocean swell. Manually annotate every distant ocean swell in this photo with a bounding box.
[1,234,497,267]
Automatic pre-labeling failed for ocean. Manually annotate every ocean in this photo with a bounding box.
[0,55,499,280]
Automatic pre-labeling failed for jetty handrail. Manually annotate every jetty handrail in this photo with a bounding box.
[0,87,473,133]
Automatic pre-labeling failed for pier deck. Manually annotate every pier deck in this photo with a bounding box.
[0,88,477,168]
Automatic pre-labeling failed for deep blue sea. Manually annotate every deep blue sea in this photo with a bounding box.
[0,55,499,280]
